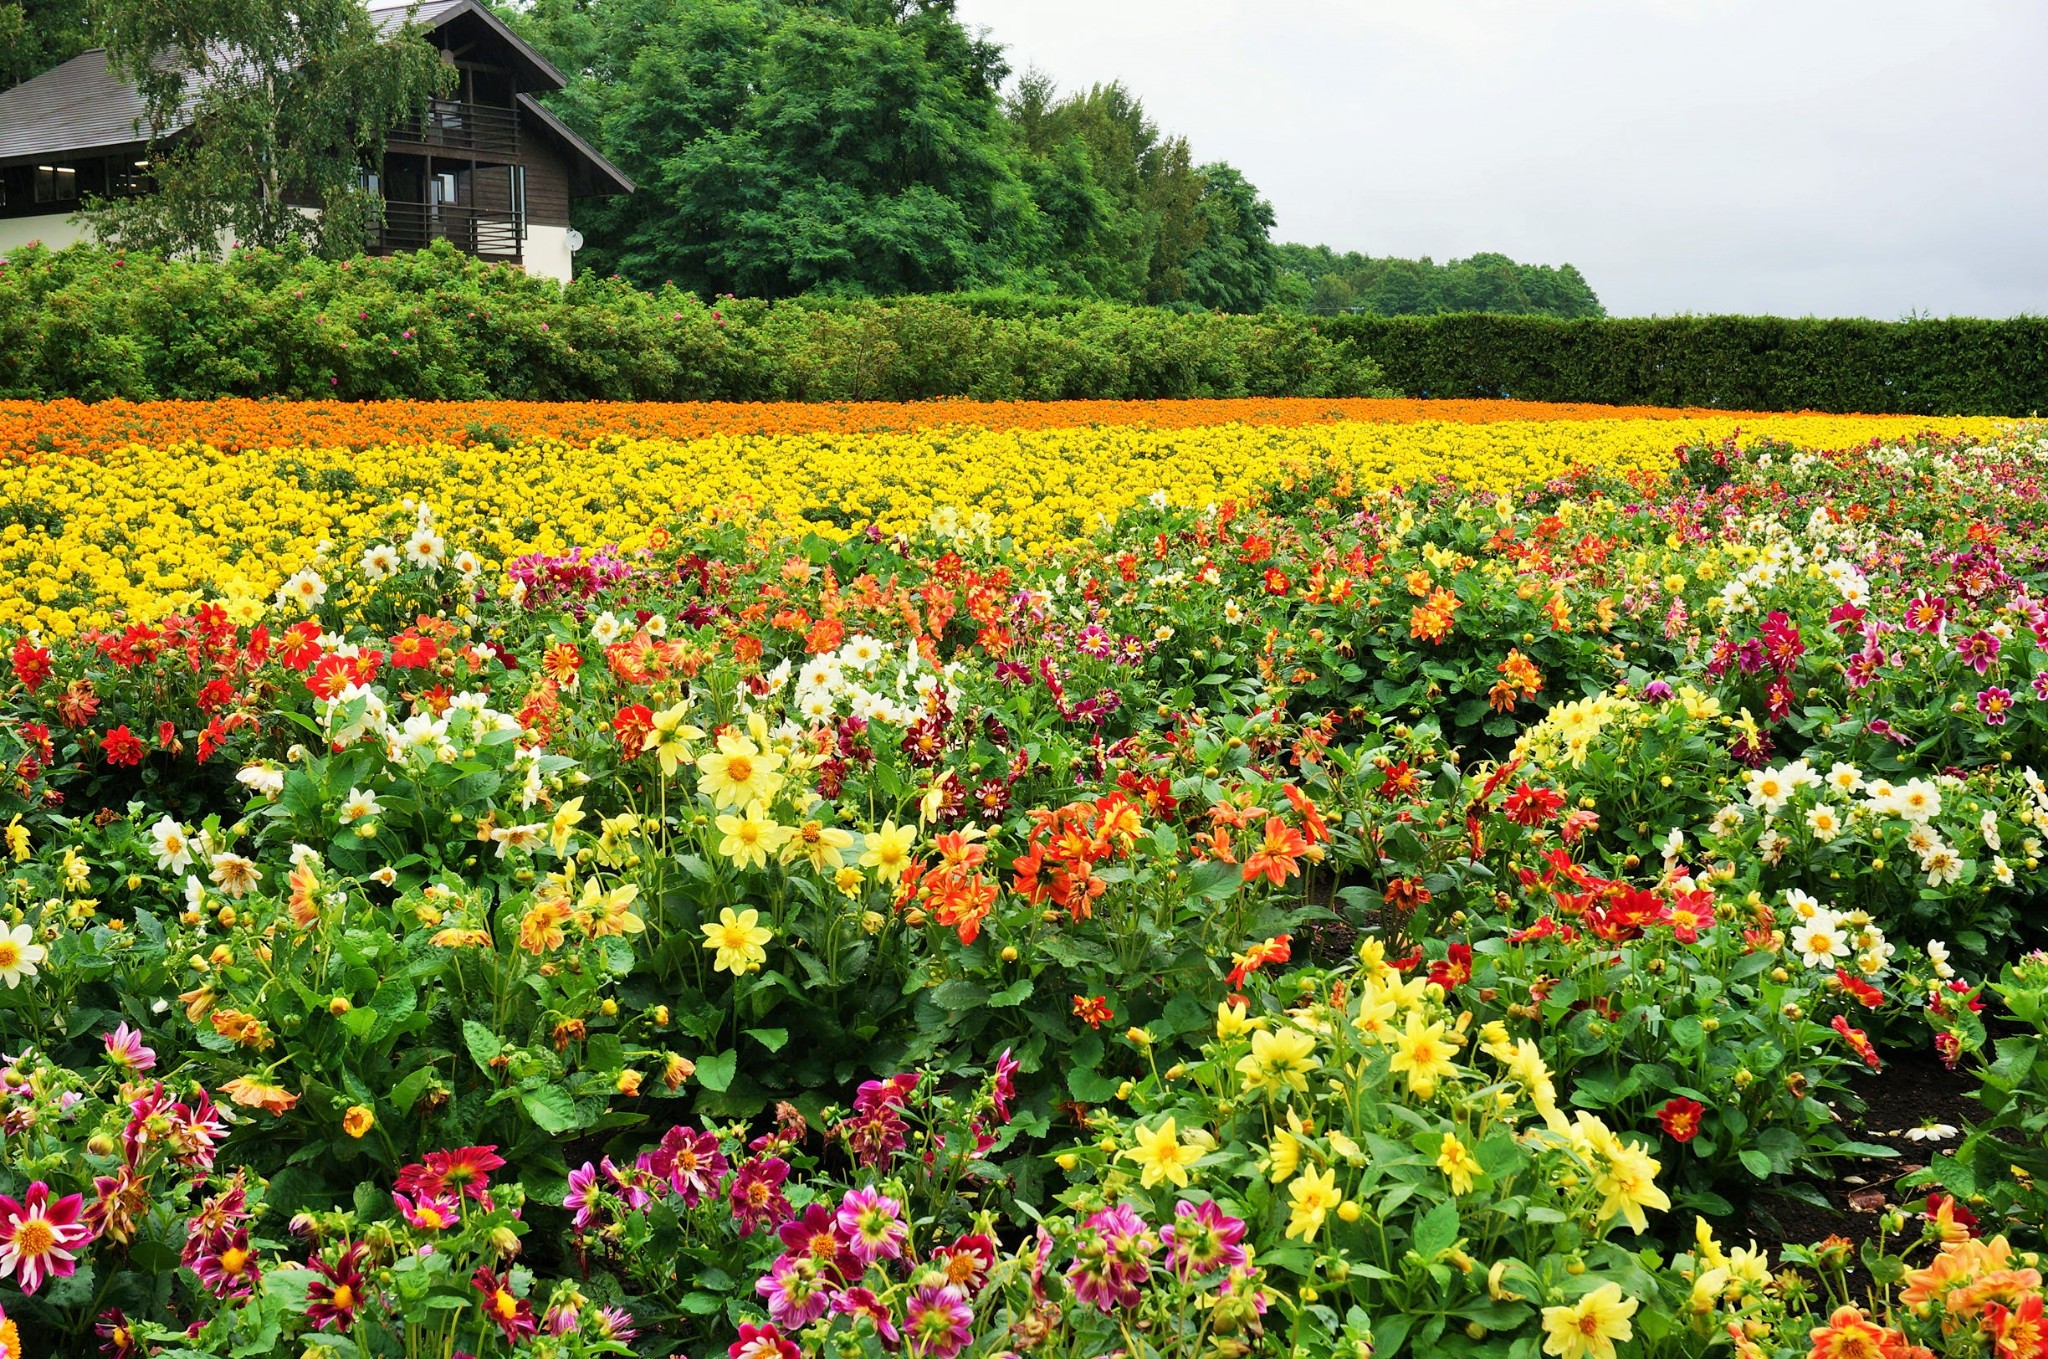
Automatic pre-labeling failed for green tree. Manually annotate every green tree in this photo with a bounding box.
[1005,77,1211,305]
[1180,161,1276,312]
[1272,243,1604,318]
[0,0,96,89]
[515,0,1034,295]
[84,0,452,258]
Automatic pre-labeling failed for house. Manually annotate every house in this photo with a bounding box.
[0,0,632,281]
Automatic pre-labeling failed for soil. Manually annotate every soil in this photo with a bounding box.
[1297,865,1384,966]
[1741,1042,1983,1280]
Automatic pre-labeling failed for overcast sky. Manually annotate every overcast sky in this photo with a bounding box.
[954,0,2048,318]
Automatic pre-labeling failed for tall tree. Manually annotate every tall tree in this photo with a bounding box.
[0,0,96,89]
[1004,78,1212,305]
[515,0,1035,295]
[85,0,452,258]
[1180,161,1276,312]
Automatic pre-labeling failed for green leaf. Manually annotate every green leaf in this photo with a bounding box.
[462,1020,502,1071]
[929,979,989,1012]
[695,1050,738,1093]
[584,1033,625,1072]
[1184,858,1241,902]
[521,1085,579,1134]
[1411,1198,1460,1257]
[989,977,1034,1007]
[1067,1066,1118,1103]
[280,771,324,820]
[390,1066,438,1113]
[744,1027,789,1053]
[1862,1239,1905,1285]
[1739,1148,1772,1180]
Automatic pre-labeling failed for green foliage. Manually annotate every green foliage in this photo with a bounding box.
[1913,954,2048,1242]
[0,0,95,90]
[1327,311,2048,414]
[501,0,1287,308]
[1002,74,1248,308]
[1274,244,1606,318]
[0,242,1387,399]
[516,0,1028,296]
[1180,162,1278,314]
[84,0,453,257]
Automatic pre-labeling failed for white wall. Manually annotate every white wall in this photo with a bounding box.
[0,214,91,254]
[0,210,582,282]
[524,224,573,285]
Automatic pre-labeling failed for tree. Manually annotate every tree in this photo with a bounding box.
[514,0,1035,295]
[1180,161,1276,312]
[85,0,452,258]
[1271,243,1605,318]
[1003,78,1215,306]
[1,0,96,89]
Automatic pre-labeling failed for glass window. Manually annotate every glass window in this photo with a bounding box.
[33,165,77,203]
[109,159,150,196]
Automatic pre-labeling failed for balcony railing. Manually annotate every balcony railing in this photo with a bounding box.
[368,202,522,263]
[392,100,521,157]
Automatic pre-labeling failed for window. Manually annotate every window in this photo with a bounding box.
[432,171,457,206]
[33,165,77,203]
[109,159,150,196]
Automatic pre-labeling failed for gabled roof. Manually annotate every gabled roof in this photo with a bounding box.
[367,0,567,94]
[0,49,157,165]
[517,93,634,195]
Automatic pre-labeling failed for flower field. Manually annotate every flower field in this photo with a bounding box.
[0,400,2005,634]
[0,400,2045,1359]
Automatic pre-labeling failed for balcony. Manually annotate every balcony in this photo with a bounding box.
[391,100,521,158]
[368,202,522,263]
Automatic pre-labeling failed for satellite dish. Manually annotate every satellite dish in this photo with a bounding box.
[565,229,584,252]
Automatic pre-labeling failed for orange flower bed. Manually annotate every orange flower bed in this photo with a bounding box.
[0,396,1809,458]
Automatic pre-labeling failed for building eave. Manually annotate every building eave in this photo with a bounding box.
[515,93,634,196]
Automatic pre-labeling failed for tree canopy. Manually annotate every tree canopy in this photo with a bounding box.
[1273,244,1606,318]
[1,0,95,90]
[507,0,1291,308]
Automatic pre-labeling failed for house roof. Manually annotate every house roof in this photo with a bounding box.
[0,49,157,166]
[367,0,568,95]
[517,94,634,196]
[0,2,627,196]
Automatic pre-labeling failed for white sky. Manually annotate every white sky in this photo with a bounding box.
[954,0,2048,318]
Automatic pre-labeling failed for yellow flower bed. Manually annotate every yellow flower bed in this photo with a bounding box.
[0,412,2009,634]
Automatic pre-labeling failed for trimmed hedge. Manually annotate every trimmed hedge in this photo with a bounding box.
[0,243,1385,402]
[1323,313,2048,414]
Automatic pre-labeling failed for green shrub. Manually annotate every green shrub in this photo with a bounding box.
[0,242,1387,402]
[1326,312,2048,414]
